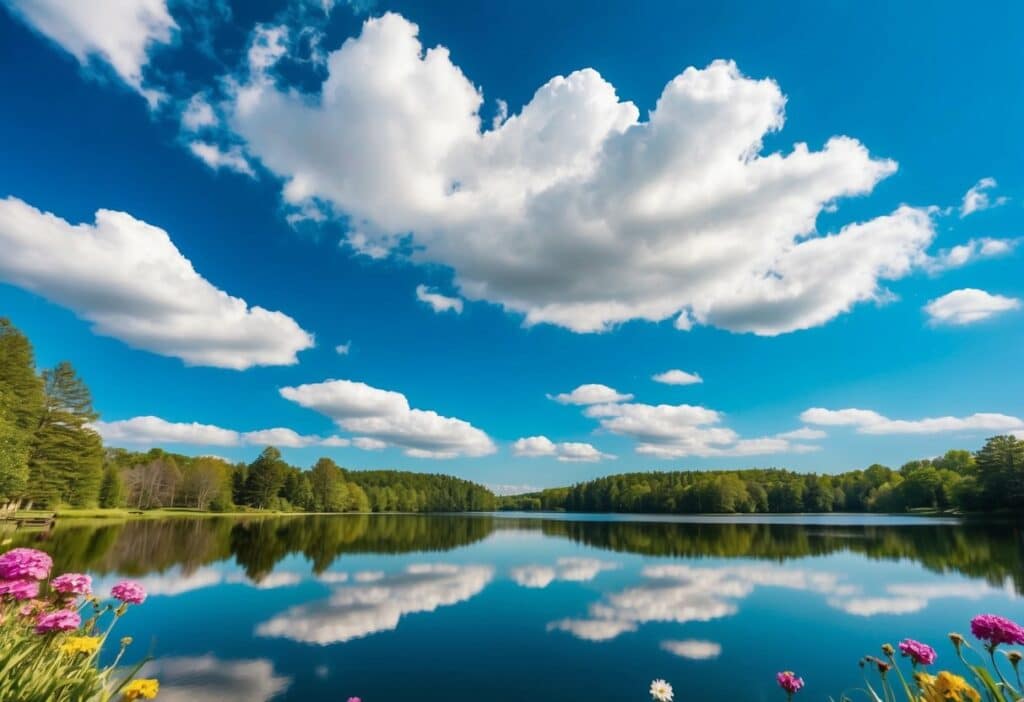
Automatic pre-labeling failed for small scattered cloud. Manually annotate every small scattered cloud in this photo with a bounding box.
[335,341,351,355]
[415,285,463,314]
[280,379,495,458]
[652,369,703,386]
[512,436,614,462]
[924,288,1021,325]
[549,384,633,405]
[961,177,1008,217]
[801,406,1024,435]
[188,142,255,176]
[511,558,618,589]
[925,238,1018,273]
[775,427,827,440]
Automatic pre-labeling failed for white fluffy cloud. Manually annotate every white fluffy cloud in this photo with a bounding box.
[926,237,1017,272]
[257,563,493,644]
[801,407,1024,435]
[775,426,827,440]
[91,415,352,448]
[3,0,175,104]
[512,435,614,462]
[652,369,703,385]
[280,379,495,458]
[581,401,813,458]
[0,197,314,369]
[188,141,255,176]
[415,285,464,314]
[924,288,1021,325]
[549,384,633,405]
[212,13,940,336]
[960,177,1008,217]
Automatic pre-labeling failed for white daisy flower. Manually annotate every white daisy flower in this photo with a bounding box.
[650,678,674,701]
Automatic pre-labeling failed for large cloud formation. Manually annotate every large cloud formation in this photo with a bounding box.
[221,13,936,336]
[280,379,496,458]
[0,197,314,369]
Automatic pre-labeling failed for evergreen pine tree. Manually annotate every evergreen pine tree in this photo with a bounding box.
[0,319,45,502]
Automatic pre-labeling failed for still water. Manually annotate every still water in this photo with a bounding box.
[10,514,1024,701]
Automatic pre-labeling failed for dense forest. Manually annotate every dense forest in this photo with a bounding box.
[0,318,494,513]
[498,437,1024,514]
[2,316,1022,516]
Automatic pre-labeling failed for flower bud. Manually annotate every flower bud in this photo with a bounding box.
[882,643,895,657]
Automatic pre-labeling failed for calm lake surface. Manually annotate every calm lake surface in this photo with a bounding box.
[11,513,1024,701]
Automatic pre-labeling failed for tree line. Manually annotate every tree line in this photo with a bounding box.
[0,318,494,513]
[498,437,1024,515]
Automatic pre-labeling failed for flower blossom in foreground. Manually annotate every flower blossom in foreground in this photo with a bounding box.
[51,572,92,597]
[915,671,980,702]
[650,678,674,701]
[0,548,52,580]
[898,638,937,666]
[111,580,146,604]
[35,609,81,634]
[777,671,804,695]
[60,636,101,656]
[123,678,159,700]
[970,614,1024,647]
[0,578,40,600]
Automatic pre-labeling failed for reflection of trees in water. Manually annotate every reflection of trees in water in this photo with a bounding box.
[12,515,495,581]
[521,519,1024,594]
[12,516,1023,593]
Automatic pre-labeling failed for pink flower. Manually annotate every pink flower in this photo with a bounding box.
[348,698,361,702]
[111,580,146,604]
[970,614,1024,647]
[35,609,80,634]
[0,548,52,580]
[898,639,937,666]
[777,671,804,695]
[0,579,40,601]
[51,572,92,596]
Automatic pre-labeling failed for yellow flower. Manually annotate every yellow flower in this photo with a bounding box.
[59,636,101,656]
[915,671,980,702]
[122,678,159,700]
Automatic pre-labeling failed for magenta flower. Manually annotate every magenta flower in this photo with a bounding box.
[348,698,361,702]
[777,671,804,695]
[51,572,92,597]
[0,548,52,580]
[111,580,146,604]
[898,638,937,666]
[970,614,1024,647]
[35,609,81,634]
[0,578,40,601]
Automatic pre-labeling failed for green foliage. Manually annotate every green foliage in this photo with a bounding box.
[974,434,1024,510]
[242,447,289,509]
[346,469,495,512]
[97,465,123,508]
[0,319,45,502]
[28,362,104,507]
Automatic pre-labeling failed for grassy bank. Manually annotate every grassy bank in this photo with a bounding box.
[17,507,305,521]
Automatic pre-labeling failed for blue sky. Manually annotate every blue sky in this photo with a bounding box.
[0,0,1021,492]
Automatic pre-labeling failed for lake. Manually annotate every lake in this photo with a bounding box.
[10,513,1024,701]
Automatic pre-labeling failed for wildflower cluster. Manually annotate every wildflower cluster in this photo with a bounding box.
[776,613,1024,702]
[0,547,157,701]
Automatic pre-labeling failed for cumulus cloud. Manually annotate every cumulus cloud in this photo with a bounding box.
[3,0,176,104]
[549,384,633,405]
[581,401,812,458]
[652,369,703,385]
[801,407,1024,435]
[661,639,722,660]
[188,141,255,176]
[0,197,314,369]
[512,435,614,462]
[257,563,493,644]
[510,558,618,588]
[415,285,464,314]
[91,415,351,448]
[207,13,937,336]
[280,379,496,458]
[775,427,827,440]
[961,177,1008,217]
[925,238,1017,273]
[924,289,1021,325]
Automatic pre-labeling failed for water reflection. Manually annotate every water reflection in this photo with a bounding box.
[13,515,1023,595]
[142,656,290,702]
[256,563,494,644]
